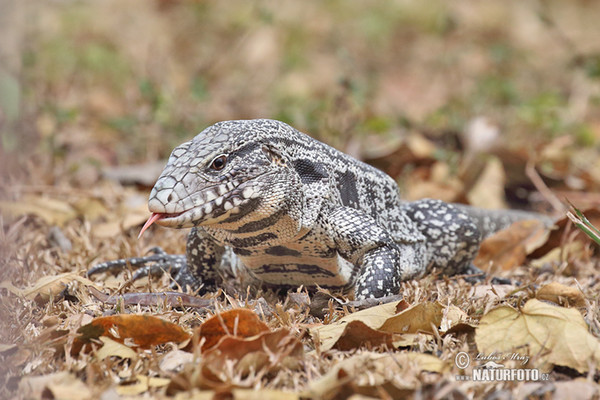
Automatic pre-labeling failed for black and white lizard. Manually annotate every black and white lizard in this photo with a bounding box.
[89,119,547,299]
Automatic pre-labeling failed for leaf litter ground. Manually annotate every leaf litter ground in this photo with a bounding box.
[3,1,600,398]
[1,174,600,399]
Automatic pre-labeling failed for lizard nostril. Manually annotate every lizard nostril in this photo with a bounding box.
[167,193,174,202]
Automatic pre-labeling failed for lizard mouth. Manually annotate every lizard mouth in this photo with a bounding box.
[139,174,268,237]
[138,212,183,238]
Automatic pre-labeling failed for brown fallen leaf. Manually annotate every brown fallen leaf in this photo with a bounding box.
[475,298,600,373]
[466,156,508,210]
[474,219,550,271]
[306,351,446,399]
[536,282,586,308]
[378,302,443,334]
[168,328,303,393]
[311,301,443,351]
[440,305,474,334]
[74,314,190,354]
[196,308,270,351]
[211,328,303,373]
[330,320,394,351]
[311,301,401,351]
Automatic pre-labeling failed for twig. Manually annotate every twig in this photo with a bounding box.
[525,160,565,213]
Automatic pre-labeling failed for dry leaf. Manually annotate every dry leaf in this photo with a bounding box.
[196,308,270,351]
[530,241,590,269]
[378,302,443,334]
[92,192,150,238]
[71,197,109,222]
[19,372,91,400]
[95,336,137,360]
[311,301,443,351]
[209,328,303,373]
[311,301,401,351]
[168,328,303,393]
[306,351,445,399]
[440,305,473,333]
[530,208,600,259]
[474,219,550,271]
[75,314,190,353]
[0,196,77,226]
[116,375,171,396]
[160,349,194,372]
[536,282,586,308]
[475,299,600,373]
[330,320,394,351]
[469,284,515,301]
[466,157,507,210]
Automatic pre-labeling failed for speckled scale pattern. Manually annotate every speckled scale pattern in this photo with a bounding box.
[90,119,548,299]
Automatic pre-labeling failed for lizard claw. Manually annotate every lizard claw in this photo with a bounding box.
[88,247,186,279]
[88,247,209,292]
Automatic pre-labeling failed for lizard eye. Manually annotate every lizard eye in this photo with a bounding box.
[209,154,227,171]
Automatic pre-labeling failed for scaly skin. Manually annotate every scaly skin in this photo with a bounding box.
[90,119,547,299]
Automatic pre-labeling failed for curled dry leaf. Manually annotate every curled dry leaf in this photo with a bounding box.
[210,328,304,374]
[168,328,303,393]
[474,219,550,272]
[196,308,269,351]
[311,301,444,351]
[535,282,586,308]
[475,299,600,373]
[73,314,190,354]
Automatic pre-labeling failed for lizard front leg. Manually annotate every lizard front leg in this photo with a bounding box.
[88,227,225,293]
[325,207,427,299]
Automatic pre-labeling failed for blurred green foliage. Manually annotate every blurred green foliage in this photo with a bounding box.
[2,0,600,176]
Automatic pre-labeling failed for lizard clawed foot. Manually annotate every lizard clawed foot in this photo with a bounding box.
[88,247,204,291]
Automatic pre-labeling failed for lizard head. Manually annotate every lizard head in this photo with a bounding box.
[139,119,300,235]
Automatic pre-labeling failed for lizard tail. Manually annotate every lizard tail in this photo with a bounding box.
[450,204,554,239]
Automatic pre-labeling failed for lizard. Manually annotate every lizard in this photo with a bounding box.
[89,119,549,299]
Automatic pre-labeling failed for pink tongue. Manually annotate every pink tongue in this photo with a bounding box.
[138,212,164,239]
